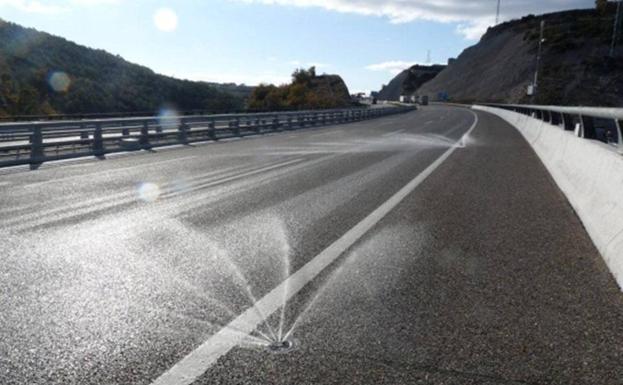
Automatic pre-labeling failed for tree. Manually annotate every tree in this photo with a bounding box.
[292,67,316,84]
[596,0,608,14]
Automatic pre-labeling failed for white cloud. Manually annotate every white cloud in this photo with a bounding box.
[234,0,593,39]
[0,0,66,13]
[0,0,122,13]
[365,60,427,75]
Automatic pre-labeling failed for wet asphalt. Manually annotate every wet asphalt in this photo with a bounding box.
[0,106,621,385]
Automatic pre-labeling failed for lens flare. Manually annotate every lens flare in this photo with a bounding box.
[157,107,181,131]
[137,182,161,203]
[154,8,178,32]
[48,71,71,93]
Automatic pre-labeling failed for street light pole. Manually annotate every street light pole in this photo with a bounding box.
[611,0,622,57]
[532,20,545,100]
[496,0,501,24]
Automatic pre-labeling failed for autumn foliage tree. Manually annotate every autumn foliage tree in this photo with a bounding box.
[248,67,351,111]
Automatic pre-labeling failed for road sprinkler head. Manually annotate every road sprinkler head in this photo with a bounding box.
[266,339,296,354]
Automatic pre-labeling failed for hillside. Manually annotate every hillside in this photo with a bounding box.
[377,64,446,101]
[417,6,623,106]
[248,67,352,111]
[0,19,248,118]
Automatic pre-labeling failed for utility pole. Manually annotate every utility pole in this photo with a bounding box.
[532,20,545,100]
[426,50,431,64]
[611,0,622,57]
[496,0,501,25]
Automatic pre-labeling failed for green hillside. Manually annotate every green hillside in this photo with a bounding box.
[0,19,247,118]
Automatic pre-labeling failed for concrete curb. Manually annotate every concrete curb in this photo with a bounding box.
[473,105,623,291]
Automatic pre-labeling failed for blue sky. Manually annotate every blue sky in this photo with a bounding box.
[0,0,594,93]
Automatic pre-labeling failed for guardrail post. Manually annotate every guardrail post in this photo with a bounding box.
[178,120,188,143]
[286,116,293,129]
[140,121,150,148]
[30,126,44,163]
[93,123,104,155]
[233,118,242,136]
[208,120,216,140]
[615,119,623,155]
[580,115,597,139]
[272,116,280,131]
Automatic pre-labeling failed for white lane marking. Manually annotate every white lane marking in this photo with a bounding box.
[150,110,479,385]
[382,129,406,137]
[23,156,198,188]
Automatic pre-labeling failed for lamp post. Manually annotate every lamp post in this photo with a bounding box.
[496,0,501,24]
[611,0,622,57]
[530,20,546,101]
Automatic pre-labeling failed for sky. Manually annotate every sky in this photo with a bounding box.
[0,0,595,93]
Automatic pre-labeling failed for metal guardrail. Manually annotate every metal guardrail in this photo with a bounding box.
[0,106,414,167]
[483,103,623,151]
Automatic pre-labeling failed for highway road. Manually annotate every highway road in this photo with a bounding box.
[1,105,622,385]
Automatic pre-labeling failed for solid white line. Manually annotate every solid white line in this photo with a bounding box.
[150,111,479,385]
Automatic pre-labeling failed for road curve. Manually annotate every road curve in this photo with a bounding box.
[0,105,621,385]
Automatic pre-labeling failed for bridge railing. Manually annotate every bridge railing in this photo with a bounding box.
[0,106,414,167]
[482,103,623,153]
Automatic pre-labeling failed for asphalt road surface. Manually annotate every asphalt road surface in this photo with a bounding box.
[1,105,622,385]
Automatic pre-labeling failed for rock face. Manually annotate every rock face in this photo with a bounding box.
[309,74,352,105]
[417,7,623,106]
[377,65,446,101]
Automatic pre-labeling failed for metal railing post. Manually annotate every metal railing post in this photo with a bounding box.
[232,118,240,137]
[580,115,596,139]
[178,120,188,143]
[208,120,216,140]
[30,126,44,163]
[615,119,623,155]
[272,116,280,131]
[140,121,150,148]
[93,123,104,155]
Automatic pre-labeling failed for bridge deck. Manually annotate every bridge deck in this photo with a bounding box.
[1,106,621,385]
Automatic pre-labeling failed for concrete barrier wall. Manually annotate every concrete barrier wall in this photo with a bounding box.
[473,105,623,290]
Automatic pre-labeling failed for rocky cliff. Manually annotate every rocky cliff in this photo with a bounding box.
[417,7,623,106]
